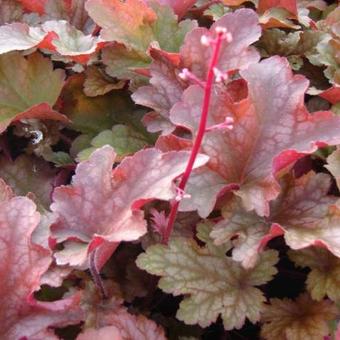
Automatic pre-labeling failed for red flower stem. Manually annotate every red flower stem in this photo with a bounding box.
[162,32,225,244]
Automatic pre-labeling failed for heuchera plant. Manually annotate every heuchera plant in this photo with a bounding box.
[0,0,339,339]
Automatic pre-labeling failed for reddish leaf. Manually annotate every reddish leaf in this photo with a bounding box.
[211,172,340,267]
[18,0,47,14]
[258,0,298,16]
[51,145,208,268]
[319,86,340,104]
[170,56,340,217]
[6,293,84,340]
[181,8,261,79]
[132,9,261,134]
[132,48,185,134]
[0,189,85,338]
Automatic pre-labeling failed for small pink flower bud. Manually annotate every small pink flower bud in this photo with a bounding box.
[175,188,191,202]
[178,68,190,80]
[215,26,227,34]
[200,34,211,46]
[213,67,228,83]
[225,32,233,43]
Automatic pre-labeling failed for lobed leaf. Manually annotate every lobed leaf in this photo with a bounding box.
[0,193,84,339]
[137,237,278,330]
[181,8,261,79]
[289,247,340,301]
[0,52,67,134]
[51,145,208,269]
[211,172,340,267]
[261,293,337,340]
[170,56,340,217]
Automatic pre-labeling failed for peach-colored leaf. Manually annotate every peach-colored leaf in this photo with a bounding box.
[211,172,340,267]
[85,0,157,51]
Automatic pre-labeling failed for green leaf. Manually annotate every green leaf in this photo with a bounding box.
[93,1,196,81]
[77,124,149,161]
[289,247,340,302]
[0,52,66,133]
[204,3,231,21]
[59,74,147,135]
[137,237,278,330]
[41,150,74,167]
[150,3,197,53]
[102,44,150,81]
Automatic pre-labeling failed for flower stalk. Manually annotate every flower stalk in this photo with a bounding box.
[162,27,232,244]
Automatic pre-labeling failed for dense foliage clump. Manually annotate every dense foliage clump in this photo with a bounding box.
[0,0,339,339]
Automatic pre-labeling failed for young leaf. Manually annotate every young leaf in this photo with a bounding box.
[261,294,337,340]
[289,248,340,301]
[170,56,340,217]
[0,52,67,134]
[51,145,208,269]
[137,237,278,330]
[211,172,340,267]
